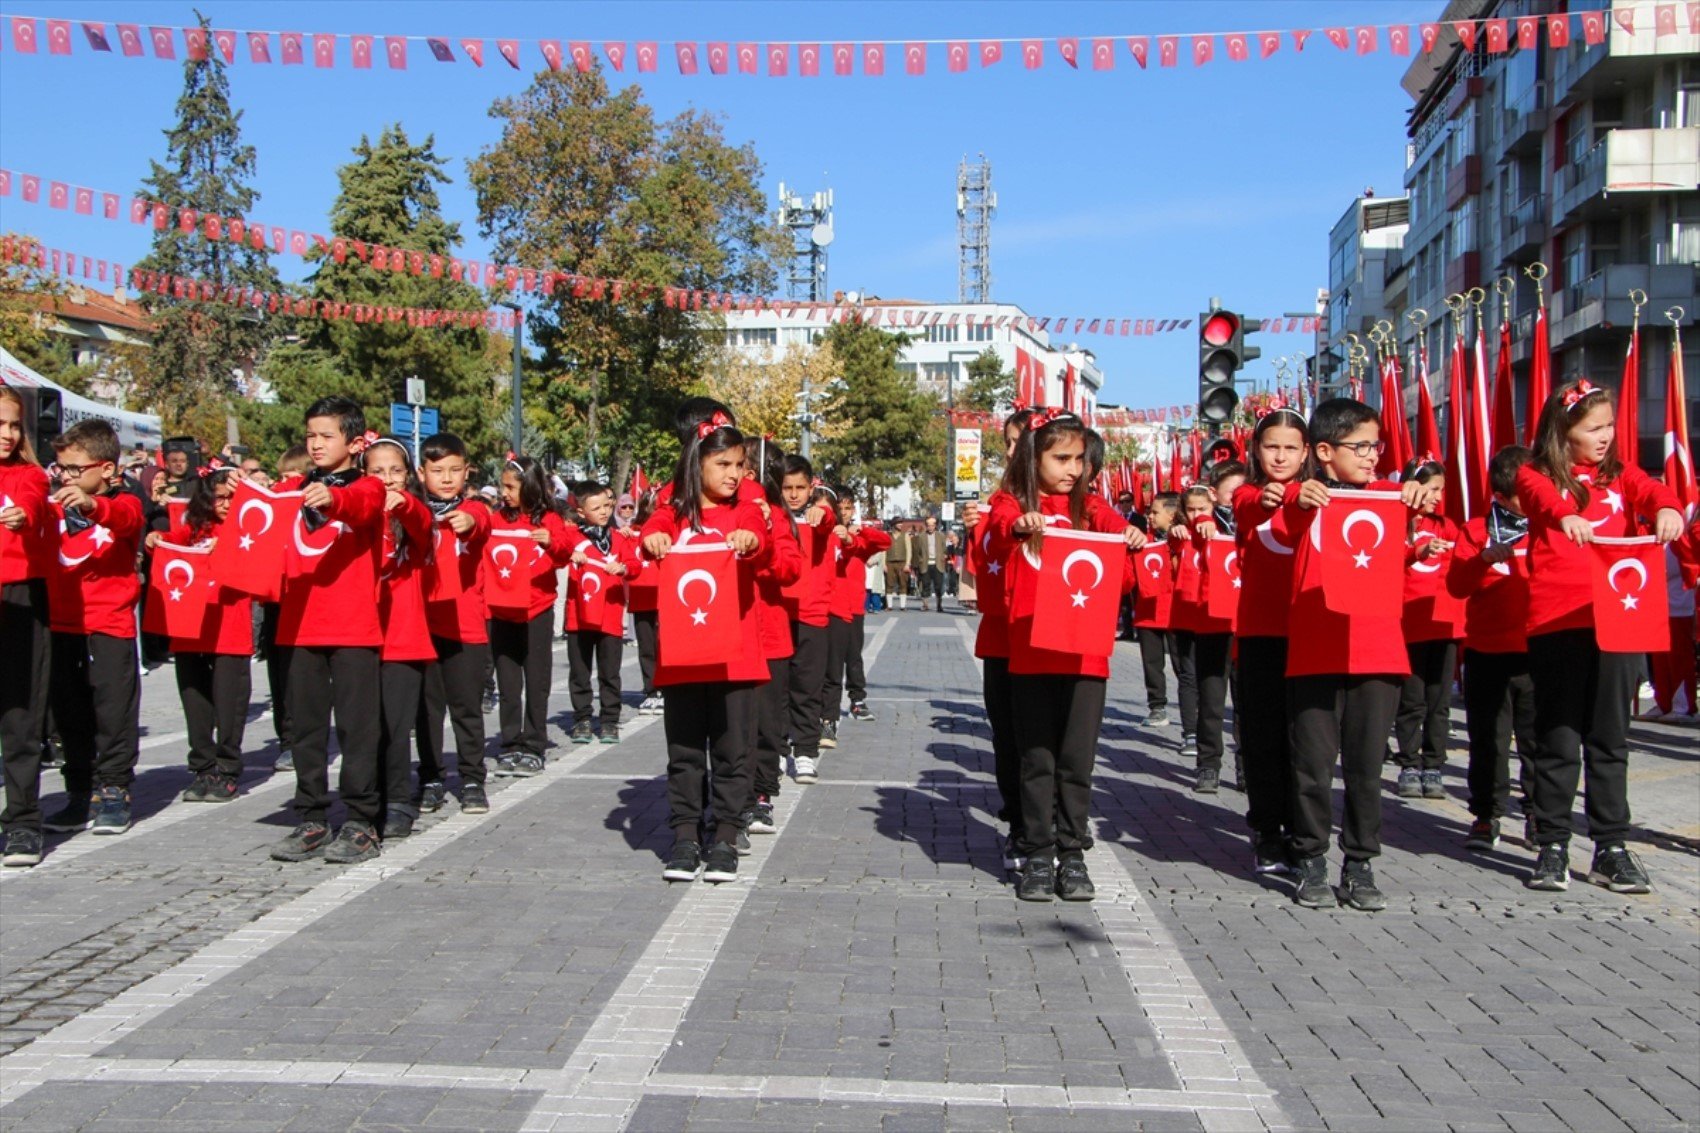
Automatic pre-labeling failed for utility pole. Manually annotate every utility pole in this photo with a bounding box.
[498,301,524,455]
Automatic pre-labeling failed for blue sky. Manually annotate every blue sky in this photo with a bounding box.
[0,0,1437,411]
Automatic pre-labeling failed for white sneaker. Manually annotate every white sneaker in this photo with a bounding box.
[794,756,818,784]
[1640,705,1667,720]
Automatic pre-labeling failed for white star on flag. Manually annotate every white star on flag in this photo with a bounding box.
[1622,594,1638,610]
[1353,550,1371,569]
[1070,591,1089,608]
[691,608,708,625]
[499,567,512,579]
[986,561,1000,575]
[1603,489,1623,514]
[168,588,183,602]
[239,533,254,550]
[90,525,113,548]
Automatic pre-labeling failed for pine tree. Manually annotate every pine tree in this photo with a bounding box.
[131,13,281,440]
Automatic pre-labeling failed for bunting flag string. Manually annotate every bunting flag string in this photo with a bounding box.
[1,236,520,330]
[0,166,1320,340]
[0,8,1693,79]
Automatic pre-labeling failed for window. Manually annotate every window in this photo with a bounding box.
[965,322,994,342]
[728,326,775,347]
[1679,61,1700,127]
[920,362,955,390]
[1666,199,1700,266]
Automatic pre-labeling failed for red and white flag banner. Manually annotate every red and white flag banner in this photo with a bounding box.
[142,540,214,638]
[1589,536,1669,653]
[657,543,740,667]
[1204,533,1241,620]
[1028,527,1125,658]
[573,556,615,625]
[425,523,466,602]
[209,478,302,601]
[1309,488,1407,618]
[484,527,539,608]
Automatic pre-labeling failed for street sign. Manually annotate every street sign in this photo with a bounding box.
[389,403,440,440]
[405,378,427,406]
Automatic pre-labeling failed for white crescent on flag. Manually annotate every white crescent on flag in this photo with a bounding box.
[1256,518,1295,556]
[1061,549,1105,590]
[292,516,347,558]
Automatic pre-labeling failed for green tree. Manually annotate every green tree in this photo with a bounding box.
[813,320,940,511]
[956,348,1016,492]
[131,12,282,441]
[468,67,786,486]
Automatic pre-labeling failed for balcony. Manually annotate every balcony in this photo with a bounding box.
[1446,156,1482,210]
[1553,139,1607,220]
[1446,76,1485,121]
[1500,194,1548,262]
[1603,127,1700,193]
[1498,83,1547,159]
[1551,262,1700,343]
[1551,14,1700,108]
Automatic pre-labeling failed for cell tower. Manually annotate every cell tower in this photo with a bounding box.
[777,183,833,302]
[957,155,995,304]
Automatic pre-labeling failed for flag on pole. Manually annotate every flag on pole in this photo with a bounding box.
[1525,304,1552,445]
[1617,319,1641,469]
[1491,318,1517,452]
[1665,323,1695,515]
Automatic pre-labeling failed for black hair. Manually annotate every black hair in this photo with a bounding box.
[669,423,747,532]
[1308,398,1380,447]
[1246,408,1313,486]
[754,439,789,509]
[782,453,814,481]
[1084,428,1106,481]
[420,432,468,464]
[183,468,235,536]
[1006,412,1091,545]
[674,397,737,444]
[1206,460,1248,490]
[52,419,120,464]
[1490,445,1534,499]
[1400,456,1446,484]
[501,453,553,524]
[1150,492,1181,510]
[634,487,659,527]
[303,395,366,441]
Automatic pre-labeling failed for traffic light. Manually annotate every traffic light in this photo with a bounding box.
[1197,310,1262,424]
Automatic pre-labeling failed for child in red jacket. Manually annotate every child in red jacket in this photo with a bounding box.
[486,454,573,776]
[1172,483,1237,794]
[150,466,252,804]
[746,442,803,835]
[778,457,836,780]
[0,386,55,866]
[1517,380,1683,894]
[625,490,662,715]
[43,420,146,838]
[821,491,891,742]
[563,480,639,744]
[1392,456,1463,800]
[270,397,388,865]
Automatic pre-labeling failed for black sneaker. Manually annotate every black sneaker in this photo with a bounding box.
[1395,767,1422,797]
[849,701,873,722]
[459,782,489,814]
[819,720,838,749]
[1016,857,1055,902]
[1527,842,1570,891]
[1001,834,1023,872]
[43,795,93,832]
[1231,752,1246,792]
[180,772,216,803]
[1193,768,1220,794]
[1339,860,1387,911]
[203,773,239,802]
[662,840,702,882]
[3,828,43,867]
[510,753,545,777]
[1054,854,1096,901]
[271,821,331,862]
[417,781,447,812]
[1179,734,1199,758]
[1465,818,1501,852]
[733,828,752,856]
[1420,769,1447,799]
[1589,844,1652,894]
[383,808,415,839]
[570,720,594,745]
[323,821,381,864]
[701,841,739,883]
[747,799,775,834]
[599,723,620,744]
[492,753,517,777]
[273,750,294,773]
[90,787,131,835]
[1293,856,1337,908]
[1253,838,1293,875]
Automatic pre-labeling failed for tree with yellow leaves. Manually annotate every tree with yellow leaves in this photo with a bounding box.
[700,338,845,450]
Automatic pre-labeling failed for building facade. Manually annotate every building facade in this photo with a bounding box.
[1323,194,1412,388]
[1390,0,1698,469]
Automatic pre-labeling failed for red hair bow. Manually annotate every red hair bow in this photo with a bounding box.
[1028,410,1054,431]
[505,450,520,464]
[1562,379,1599,412]
[353,429,380,452]
[694,410,733,441]
[1417,450,1438,465]
[197,457,226,479]
[1011,399,1029,413]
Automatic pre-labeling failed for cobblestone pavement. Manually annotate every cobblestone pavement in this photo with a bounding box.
[1,614,1696,1132]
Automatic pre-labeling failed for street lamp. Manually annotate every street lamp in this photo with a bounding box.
[496,300,524,456]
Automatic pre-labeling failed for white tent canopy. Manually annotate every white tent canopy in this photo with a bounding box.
[0,344,163,451]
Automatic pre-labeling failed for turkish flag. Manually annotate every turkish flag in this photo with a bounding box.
[675,42,698,74]
[1311,489,1407,617]
[1389,25,1411,54]
[462,38,484,66]
[1485,18,1509,52]
[1205,534,1242,620]
[384,36,408,69]
[1057,37,1079,68]
[658,544,740,667]
[117,24,143,56]
[904,42,924,74]
[862,43,885,74]
[1548,14,1572,47]
[603,42,625,70]
[280,31,304,64]
[351,34,373,68]
[144,542,214,639]
[574,559,614,627]
[485,527,536,607]
[1517,16,1540,48]
[798,43,820,75]
[424,523,465,601]
[210,479,302,601]
[285,507,350,581]
[500,39,523,69]
[770,43,790,75]
[1665,337,1695,512]
[569,40,592,72]
[1582,11,1606,44]
[1157,35,1179,67]
[82,22,112,52]
[1030,529,1124,658]
[1591,538,1669,652]
[980,41,1003,67]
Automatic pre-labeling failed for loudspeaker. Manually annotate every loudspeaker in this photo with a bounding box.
[4,386,62,457]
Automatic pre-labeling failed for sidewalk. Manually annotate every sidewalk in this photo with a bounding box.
[1,614,1695,1131]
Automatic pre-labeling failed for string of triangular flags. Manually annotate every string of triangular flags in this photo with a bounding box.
[0,7,1693,76]
[0,167,1320,339]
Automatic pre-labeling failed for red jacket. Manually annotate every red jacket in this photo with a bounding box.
[422,496,493,645]
[163,521,253,656]
[1402,513,1465,644]
[783,505,838,627]
[484,509,574,623]
[0,460,53,583]
[640,499,770,686]
[987,492,1131,677]
[1232,481,1297,639]
[970,494,1012,659]
[755,507,804,660]
[1171,528,1233,636]
[378,494,437,663]
[1448,516,1530,655]
[1278,479,1413,679]
[1516,462,1680,637]
[829,524,891,621]
[621,527,658,613]
[562,525,641,636]
[47,490,145,638]
[277,475,387,649]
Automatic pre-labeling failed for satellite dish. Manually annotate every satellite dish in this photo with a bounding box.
[810,222,835,247]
